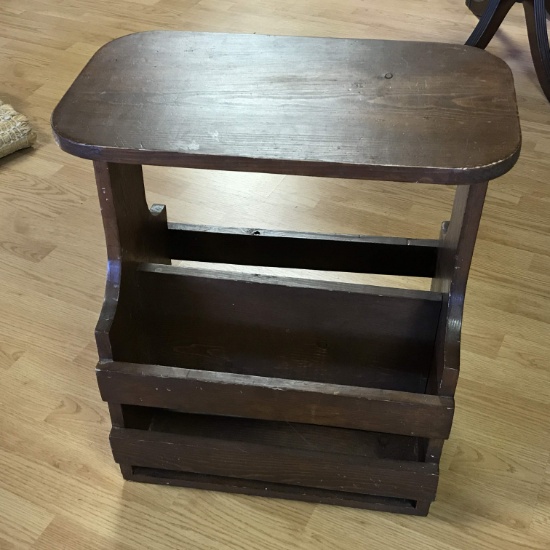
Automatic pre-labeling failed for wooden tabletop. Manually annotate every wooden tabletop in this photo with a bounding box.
[52,31,521,183]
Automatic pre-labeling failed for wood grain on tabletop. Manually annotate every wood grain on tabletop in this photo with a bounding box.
[51,32,520,184]
[0,0,549,549]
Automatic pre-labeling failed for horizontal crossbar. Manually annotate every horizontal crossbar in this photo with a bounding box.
[167,222,439,277]
[98,361,454,438]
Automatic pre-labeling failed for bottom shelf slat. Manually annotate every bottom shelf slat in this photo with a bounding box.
[127,467,431,515]
[110,410,438,502]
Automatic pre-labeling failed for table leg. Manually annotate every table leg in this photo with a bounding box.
[93,161,170,363]
[429,182,488,396]
[425,182,488,463]
[93,161,171,460]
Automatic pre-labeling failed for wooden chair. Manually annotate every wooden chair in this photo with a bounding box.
[466,0,550,101]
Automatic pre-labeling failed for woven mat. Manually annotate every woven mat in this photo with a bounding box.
[0,101,37,159]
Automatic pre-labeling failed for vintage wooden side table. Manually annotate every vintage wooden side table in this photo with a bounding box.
[52,31,521,516]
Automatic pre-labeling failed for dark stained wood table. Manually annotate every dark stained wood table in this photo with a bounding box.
[52,31,521,516]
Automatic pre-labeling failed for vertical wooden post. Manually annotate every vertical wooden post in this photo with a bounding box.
[424,182,488,464]
[94,162,170,478]
[93,162,170,363]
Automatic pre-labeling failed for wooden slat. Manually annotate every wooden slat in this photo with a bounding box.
[97,361,454,438]
[166,222,439,277]
[129,468,429,515]
[128,263,443,393]
[145,410,421,460]
[137,262,443,299]
[110,425,439,501]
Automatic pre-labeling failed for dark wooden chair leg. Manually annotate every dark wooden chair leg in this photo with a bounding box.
[523,0,550,100]
[466,0,550,100]
[466,0,518,48]
[466,0,493,18]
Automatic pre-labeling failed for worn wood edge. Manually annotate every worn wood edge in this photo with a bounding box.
[97,361,455,438]
[136,262,444,301]
[97,361,453,407]
[49,135,521,184]
[94,260,121,360]
[167,222,440,247]
[126,467,430,515]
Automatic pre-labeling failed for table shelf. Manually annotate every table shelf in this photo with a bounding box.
[110,408,436,513]
[133,262,442,391]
